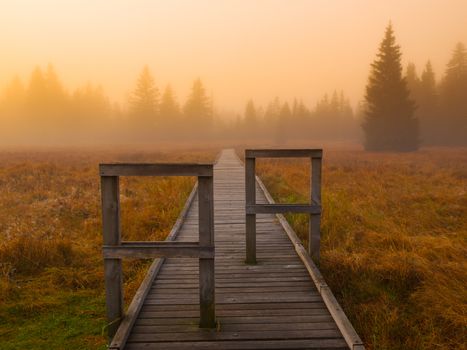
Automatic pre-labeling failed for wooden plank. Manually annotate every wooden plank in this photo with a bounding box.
[125,339,348,350]
[245,149,322,159]
[155,272,309,279]
[149,281,315,289]
[135,315,335,326]
[101,176,123,340]
[245,157,256,264]
[99,163,213,177]
[310,156,322,261]
[143,294,323,305]
[138,307,329,318]
[246,204,321,214]
[103,243,214,259]
[132,321,338,333]
[142,302,326,311]
[128,329,342,342]
[198,175,216,328]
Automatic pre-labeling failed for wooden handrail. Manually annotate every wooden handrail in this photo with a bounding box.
[245,149,322,264]
[100,163,216,344]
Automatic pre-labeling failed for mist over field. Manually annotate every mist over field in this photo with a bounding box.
[1,1,466,147]
[0,2,466,350]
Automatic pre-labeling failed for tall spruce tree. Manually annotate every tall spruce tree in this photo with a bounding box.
[418,61,439,144]
[159,85,181,130]
[184,78,211,128]
[244,99,258,128]
[439,42,467,145]
[362,24,418,151]
[129,65,159,128]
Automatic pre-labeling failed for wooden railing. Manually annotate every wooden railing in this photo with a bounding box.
[245,149,322,264]
[100,163,216,343]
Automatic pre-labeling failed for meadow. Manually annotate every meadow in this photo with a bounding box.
[0,147,216,349]
[255,147,467,350]
[0,145,466,349]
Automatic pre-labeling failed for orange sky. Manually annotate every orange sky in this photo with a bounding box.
[1,0,466,114]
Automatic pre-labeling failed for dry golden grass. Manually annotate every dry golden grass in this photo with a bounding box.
[255,147,467,350]
[1,145,466,349]
[0,147,217,349]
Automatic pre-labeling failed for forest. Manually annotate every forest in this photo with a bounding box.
[0,34,466,147]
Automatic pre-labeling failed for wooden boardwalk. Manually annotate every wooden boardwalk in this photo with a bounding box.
[111,149,363,350]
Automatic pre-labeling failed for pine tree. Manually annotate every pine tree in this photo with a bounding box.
[72,83,111,131]
[183,78,211,128]
[244,99,257,128]
[420,61,437,98]
[275,102,291,144]
[362,24,418,151]
[27,66,48,112]
[418,61,439,144]
[159,85,180,129]
[129,65,159,127]
[439,42,467,145]
[406,62,421,103]
[45,64,67,105]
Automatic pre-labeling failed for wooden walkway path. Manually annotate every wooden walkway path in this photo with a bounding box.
[110,149,363,350]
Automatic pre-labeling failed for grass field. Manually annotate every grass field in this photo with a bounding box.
[255,147,467,350]
[0,147,216,349]
[0,145,466,349]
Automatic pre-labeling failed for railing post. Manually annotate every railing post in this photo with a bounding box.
[309,156,322,262]
[198,174,216,328]
[101,176,124,340]
[245,156,256,264]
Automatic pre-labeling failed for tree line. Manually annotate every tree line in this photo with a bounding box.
[0,63,358,144]
[0,25,465,148]
[0,64,216,143]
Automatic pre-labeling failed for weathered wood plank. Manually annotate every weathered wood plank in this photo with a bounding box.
[142,302,326,311]
[245,149,323,159]
[101,176,123,340]
[198,175,216,328]
[103,242,214,259]
[132,321,338,333]
[125,339,347,350]
[128,329,342,342]
[245,156,256,264]
[99,163,213,177]
[246,203,321,214]
[135,315,336,326]
[310,156,322,261]
[137,307,329,318]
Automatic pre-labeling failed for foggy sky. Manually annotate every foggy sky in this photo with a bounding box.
[1,0,466,114]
